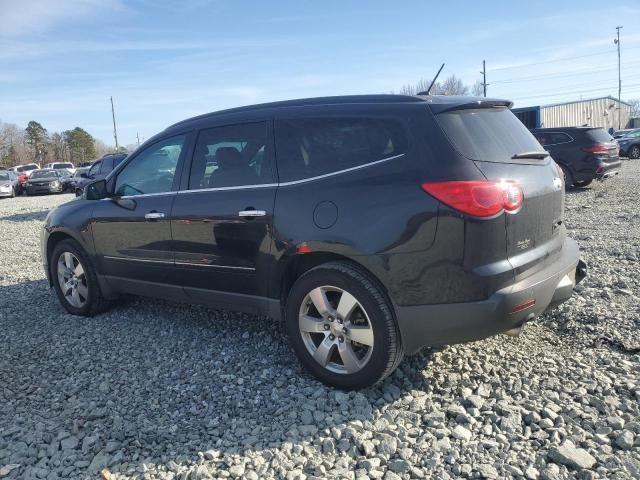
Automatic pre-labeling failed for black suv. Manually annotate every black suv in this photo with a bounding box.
[74,153,127,196]
[531,127,621,188]
[41,95,584,389]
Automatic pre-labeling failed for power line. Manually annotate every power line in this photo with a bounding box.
[510,82,640,103]
[491,61,640,85]
[488,45,640,73]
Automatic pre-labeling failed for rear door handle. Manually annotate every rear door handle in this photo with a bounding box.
[238,209,266,217]
[145,212,165,220]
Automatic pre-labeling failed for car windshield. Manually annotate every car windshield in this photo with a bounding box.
[0,173,10,181]
[30,170,58,179]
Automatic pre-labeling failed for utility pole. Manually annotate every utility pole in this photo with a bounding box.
[481,60,487,97]
[136,131,140,145]
[110,96,119,152]
[614,26,623,129]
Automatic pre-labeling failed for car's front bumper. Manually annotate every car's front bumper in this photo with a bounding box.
[26,184,63,194]
[394,237,583,354]
[0,189,14,197]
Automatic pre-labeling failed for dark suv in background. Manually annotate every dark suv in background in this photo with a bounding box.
[41,95,584,389]
[74,153,127,196]
[532,127,621,188]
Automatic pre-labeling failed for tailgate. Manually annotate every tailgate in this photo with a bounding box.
[433,104,566,277]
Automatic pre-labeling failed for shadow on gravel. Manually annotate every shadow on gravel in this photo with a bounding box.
[0,280,436,478]
[0,209,50,222]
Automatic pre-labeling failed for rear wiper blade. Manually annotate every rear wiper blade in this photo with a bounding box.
[511,151,549,160]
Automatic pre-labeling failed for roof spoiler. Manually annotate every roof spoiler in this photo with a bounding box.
[430,99,514,114]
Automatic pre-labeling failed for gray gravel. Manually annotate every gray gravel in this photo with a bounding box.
[1,163,639,480]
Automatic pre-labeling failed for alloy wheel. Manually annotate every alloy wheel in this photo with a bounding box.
[631,146,640,159]
[298,285,374,375]
[57,252,89,308]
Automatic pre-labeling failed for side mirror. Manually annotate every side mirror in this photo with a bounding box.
[86,179,108,200]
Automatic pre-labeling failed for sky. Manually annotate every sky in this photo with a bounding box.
[1,0,640,147]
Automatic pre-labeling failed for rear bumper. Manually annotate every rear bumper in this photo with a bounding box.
[595,159,622,180]
[394,237,583,354]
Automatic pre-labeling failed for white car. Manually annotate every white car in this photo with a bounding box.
[10,163,40,177]
[43,162,76,174]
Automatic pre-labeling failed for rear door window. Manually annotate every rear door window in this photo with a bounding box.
[188,122,272,189]
[436,107,541,161]
[275,117,408,182]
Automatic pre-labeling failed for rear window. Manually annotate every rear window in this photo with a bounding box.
[275,117,408,182]
[435,107,541,161]
[54,163,73,169]
[585,129,613,143]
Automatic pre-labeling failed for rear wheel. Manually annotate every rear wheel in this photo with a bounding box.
[560,165,573,190]
[51,239,109,316]
[285,262,403,389]
[630,145,640,159]
[574,179,593,188]
[75,188,83,197]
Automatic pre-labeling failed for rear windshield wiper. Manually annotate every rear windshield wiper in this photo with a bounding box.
[511,151,549,160]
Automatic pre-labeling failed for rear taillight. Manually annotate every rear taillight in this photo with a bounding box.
[581,144,609,154]
[421,180,524,218]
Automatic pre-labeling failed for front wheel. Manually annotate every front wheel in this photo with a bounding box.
[51,239,109,316]
[630,145,640,159]
[285,262,403,389]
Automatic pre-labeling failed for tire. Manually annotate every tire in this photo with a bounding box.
[560,164,573,190]
[76,188,83,197]
[285,261,403,389]
[50,239,109,316]
[574,179,593,188]
[10,187,15,198]
[630,145,640,159]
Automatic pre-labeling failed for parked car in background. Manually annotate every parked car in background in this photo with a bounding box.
[617,130,640,159]
[43,162,76,174]
[65,167,90,192]
[0,171,20,198]
[25,169,66,195]
[613,128,639,140]
[42,94,585,389]
[531,127,621,188]
[78,161,94,168]
[16,173,29,193]
[11,163,40,177]
[74,153,126,196]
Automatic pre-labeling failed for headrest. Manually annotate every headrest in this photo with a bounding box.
[216,147,241,167]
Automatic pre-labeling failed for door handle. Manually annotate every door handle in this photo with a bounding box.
[145,212,165,220]
[238,209,266,217]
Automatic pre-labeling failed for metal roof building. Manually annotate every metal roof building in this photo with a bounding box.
[513,96,632,131]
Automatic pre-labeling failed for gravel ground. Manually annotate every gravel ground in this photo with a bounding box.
[0,163,639,480]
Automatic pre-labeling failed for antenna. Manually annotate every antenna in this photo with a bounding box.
[418,63,445,96]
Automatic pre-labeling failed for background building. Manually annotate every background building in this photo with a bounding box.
[513,96,632,130]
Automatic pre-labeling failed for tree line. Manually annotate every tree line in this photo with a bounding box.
[398,74,484,96]
[0,120,123,169]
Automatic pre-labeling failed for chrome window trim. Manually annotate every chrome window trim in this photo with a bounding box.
[177,153,405,194]
[278,153,405,187]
